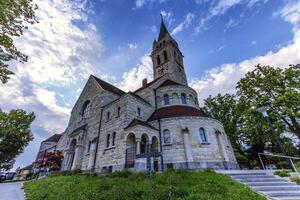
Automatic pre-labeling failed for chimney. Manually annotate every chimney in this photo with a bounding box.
[142,78,147,87]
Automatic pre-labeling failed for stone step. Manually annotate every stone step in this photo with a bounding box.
[231,175,274,179]
[252,185,300,191]
[263,191,300,197]
[274,197,300,200]
[247,182,297,187]
[236,178,286,182]
[226,173,268,176]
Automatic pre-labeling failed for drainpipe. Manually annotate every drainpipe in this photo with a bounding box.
[154,89,164,171]
[91,108,103,174]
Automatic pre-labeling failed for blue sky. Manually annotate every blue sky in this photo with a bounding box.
[1,0,300,170]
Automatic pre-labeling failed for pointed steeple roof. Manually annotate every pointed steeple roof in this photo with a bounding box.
[158,14,170,40]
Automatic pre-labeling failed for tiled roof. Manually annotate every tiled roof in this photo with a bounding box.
[43,134,61,143]
[148,105,208,121]
[134,75,166,93]
[127,92,150,105]
[158,17,170,40]
[124,118,158,130]
[21,164,33,170]
[157,79,182,88]
[92,75,125,96]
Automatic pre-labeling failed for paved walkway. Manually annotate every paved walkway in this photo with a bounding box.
[0,182,25,200]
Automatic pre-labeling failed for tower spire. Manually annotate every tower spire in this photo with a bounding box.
[158,14,170,40]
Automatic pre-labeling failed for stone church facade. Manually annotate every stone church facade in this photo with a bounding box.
[57,19,239,173]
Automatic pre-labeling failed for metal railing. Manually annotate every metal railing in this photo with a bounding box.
[258,152,300,175]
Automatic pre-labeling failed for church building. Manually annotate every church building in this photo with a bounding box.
[56,18,239,173]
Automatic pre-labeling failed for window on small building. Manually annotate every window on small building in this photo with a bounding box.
[137,107,141,117]
[157,55,161,65]
[181,93,187,104]
[106,111,110,121]
[106,134,110,148]
[194,97,198,105]
[199,128,208,143]
[87,141,91,152]
[81,100,91,120]
[163,50,168,61]
[163,94,169,105]
[163,129,171,144]
[112,132,116,146]
[117,107,121,117]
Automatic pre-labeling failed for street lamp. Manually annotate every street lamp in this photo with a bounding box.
[256,104,295,171]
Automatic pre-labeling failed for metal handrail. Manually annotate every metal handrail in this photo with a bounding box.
[258,153,300,175]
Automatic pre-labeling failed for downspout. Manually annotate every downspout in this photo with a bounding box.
[154,89,164,171]
[91,108,103,174]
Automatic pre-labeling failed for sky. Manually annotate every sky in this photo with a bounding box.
[1,0,300,170]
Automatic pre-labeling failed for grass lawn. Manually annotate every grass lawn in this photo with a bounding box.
[24,170,266,200]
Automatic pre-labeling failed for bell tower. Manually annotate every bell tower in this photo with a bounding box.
[151,16,188,85]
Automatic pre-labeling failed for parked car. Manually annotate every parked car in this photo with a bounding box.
[5,172,15,180]
[0,173,6,182]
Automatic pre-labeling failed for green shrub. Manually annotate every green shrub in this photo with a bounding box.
[291,177,300,184]
[24,170,266,200]
[274,170,291,177]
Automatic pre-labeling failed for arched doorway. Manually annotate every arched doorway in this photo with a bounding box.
[125,133,136,168]
[140,134,148,154]
[68,139,77,170]
[151,137,159,172]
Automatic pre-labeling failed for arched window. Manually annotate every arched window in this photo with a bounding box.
[112,132,116,146]
[163,50,168,61]
[199,128,207,143]
[106,111,110,121]
[194,97,198,105]
[181,93,187,104]
[163,94,169,105]
[163,129,171,144]
[81,100,91,120]
[106,134,110,148]
[157,55,161,65]
[137,107,141,117]
[117,107,121,117]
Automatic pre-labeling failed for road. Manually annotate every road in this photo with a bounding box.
[0,182,25,200]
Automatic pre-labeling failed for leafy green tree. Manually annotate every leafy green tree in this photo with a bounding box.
[0,0,37,83]
[237,64,300,138]
[203,94,290,168]
[0,109,35,171]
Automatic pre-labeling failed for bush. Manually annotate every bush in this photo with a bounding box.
[24,170,266,200]
[274,170,291,177]
[290,177,300,185]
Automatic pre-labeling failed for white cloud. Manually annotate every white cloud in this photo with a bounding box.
[128,43,138,49]
[224,18,239,32]
[135,0,169,8]
[0,0,104,169]
[194,0,244,33]
[210,0,241,17]
[171,13,195,35]
[14,0,102,85]
[118,54,153,92]
[251,40,257,45]
[191,1,300,105]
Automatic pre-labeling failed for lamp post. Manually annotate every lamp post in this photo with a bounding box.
[256,105,295,171]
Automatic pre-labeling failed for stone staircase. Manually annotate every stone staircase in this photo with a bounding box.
[217,170,300,200]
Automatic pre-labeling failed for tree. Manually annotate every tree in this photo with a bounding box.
[203,94,292,168]
[0,109,35,170]
[0,0,37,83]
[237,64,300,138]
